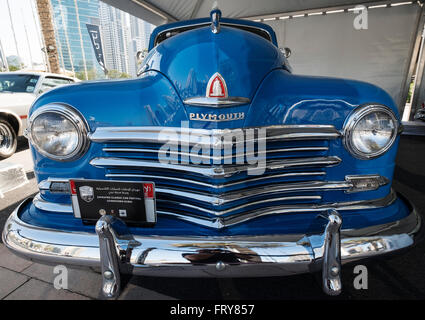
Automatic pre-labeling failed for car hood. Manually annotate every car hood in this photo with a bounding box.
[143,25,284,102]
[0,92,35,107]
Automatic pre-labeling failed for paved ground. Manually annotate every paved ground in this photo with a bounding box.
[0,136,424,300]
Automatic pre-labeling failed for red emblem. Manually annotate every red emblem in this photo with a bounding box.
[69,180,77,195]
[143,183,154,199]
[206,72,228,98]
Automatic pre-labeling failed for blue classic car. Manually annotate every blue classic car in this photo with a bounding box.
[2,9,422,298]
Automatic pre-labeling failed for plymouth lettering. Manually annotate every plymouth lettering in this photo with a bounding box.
[189,112,245,122]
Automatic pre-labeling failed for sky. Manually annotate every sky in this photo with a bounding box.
[0,0,45,68]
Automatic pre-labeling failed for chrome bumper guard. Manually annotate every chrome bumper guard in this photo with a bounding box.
[2,197,422,298]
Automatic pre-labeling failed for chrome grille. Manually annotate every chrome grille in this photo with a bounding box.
[89,126,343,219]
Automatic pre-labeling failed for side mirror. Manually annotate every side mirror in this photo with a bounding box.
[136,50,147,63]
[280,47,291,58]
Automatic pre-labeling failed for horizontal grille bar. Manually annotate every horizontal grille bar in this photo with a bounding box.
[157,196,322,216]
[102,146,330,163]
[90,156,341,178]
[104,171,326,189]
[89,125,341,147]
[158,190,397,228]
[154,181,350,206]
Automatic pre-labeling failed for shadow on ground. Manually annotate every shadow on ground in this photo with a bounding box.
[16,137,29,153]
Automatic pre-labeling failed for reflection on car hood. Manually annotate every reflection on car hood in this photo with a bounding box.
[144,26,283,102]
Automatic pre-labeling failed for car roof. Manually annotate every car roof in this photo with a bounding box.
[0,71,78,81]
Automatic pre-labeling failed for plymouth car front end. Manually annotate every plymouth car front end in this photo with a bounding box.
[2,10,422,298]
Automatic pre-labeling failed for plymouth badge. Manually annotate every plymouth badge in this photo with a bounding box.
[206,72,228,98]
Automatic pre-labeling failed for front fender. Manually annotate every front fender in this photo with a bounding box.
[29,71,188,131]
[245,69,398,128]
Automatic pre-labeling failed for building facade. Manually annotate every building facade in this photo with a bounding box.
[99,1,130,75]
[50,0,154,79]
[50,0,104,79]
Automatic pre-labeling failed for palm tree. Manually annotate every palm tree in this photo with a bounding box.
[35,0,60,74]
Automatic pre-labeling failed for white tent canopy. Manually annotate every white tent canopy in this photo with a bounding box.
[101,0,414,25]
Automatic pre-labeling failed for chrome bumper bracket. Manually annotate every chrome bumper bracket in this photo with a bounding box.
[320,210,342,295]
[95,215,141,299]
[96,216,122,299]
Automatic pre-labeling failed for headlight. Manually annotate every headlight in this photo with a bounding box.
[343,104,399,159]
[29,104,89,161]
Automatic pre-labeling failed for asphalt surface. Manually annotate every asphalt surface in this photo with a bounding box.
[0,136,424,300]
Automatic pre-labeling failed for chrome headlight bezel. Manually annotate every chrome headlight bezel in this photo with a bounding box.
[343,104,399,160]
[28,103,89,161]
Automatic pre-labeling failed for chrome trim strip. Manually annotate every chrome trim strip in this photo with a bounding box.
[102,146,329,163]
[89,156,341,178]
[157,196,322,216]
[33,194,73,213]
[104,171,327,189]
[89,125,341,146]
[154,181,349,206]
[3,196,421,278]
[38,179,52,191]
[157,190,398,228]
[38,177,73,193]
[39,172,327,192]
[184,96,251,107]
[33,190,397,227]
[345,174,390,193]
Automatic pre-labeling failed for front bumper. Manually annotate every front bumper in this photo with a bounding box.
[2,195,422,297]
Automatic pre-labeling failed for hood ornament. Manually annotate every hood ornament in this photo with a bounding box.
[210,5,221,34]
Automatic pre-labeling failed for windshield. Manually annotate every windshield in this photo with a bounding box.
[0,74,40,93]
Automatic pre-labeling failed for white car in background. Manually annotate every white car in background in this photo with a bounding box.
[0,72,77,159]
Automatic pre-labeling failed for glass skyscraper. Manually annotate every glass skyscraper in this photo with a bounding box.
[99,2,130,75]
[50,0,155,79]
[50,0,103,79]
[99,3,154,77]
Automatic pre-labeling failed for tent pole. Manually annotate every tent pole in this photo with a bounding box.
[399,3,425,118]
[409,10,425,119]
